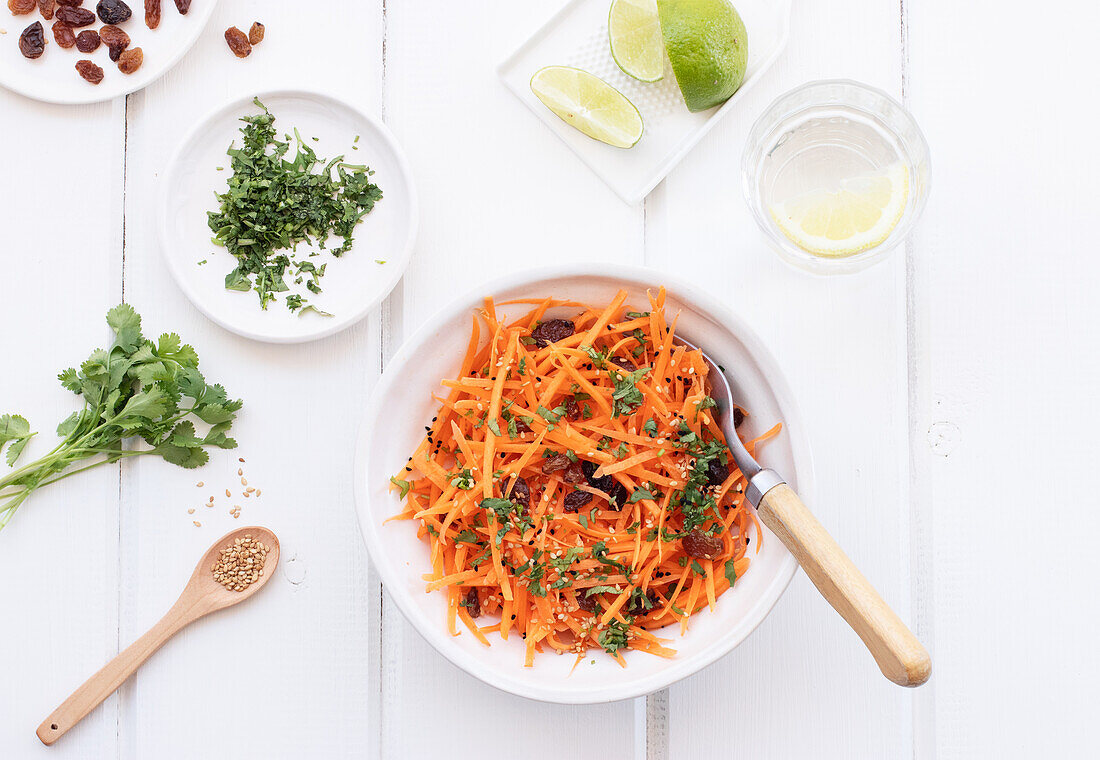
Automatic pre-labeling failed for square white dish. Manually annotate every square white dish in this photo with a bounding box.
[498,0,792,204]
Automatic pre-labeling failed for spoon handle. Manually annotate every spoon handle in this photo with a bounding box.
[756,483,931,687]
[37,597,200,745]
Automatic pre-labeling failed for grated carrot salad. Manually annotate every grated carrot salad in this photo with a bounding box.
[389,288,780,666]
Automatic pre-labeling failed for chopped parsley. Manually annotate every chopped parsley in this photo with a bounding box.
[208,98,384,313]
[449,469,475,490]
[598,618,631,655]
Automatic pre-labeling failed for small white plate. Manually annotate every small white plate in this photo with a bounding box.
[0,1,218,105]
[499,0,793,204]
[160,89,417,344]
[355,264,813,703]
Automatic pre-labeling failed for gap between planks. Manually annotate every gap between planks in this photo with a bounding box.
[899,1,936,757]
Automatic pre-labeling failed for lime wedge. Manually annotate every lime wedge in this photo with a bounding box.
[770,163,910,257]
[609,0,665,83]
[530,66,644,148]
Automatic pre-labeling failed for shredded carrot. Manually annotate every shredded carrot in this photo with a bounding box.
[389,290,779,664]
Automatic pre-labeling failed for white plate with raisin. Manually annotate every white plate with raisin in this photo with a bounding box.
[0,0,217,105]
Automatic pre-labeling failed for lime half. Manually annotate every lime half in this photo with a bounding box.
[658,0,748,112]
[609,0,665,83]
[770,163,910,257]
[530,66,644,148]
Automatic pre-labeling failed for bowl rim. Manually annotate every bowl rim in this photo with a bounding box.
[354,262,814,703]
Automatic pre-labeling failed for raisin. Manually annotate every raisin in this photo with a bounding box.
[115,45,141,73]
[563,490,592,513]
[610,356,636,372]
[706,458,729,487]
[562,460,585,485]
[75,58,104,84]
[18,21,46,58]
[38,0,55,19]
[540,452,570,475]
[505,476,530,511]
[248,20,264,45]
[74,28,99,51]
[100,22,127,59]
[681,529,723,560]
[581,460,603,485]
[172,0,189,13]
[530,319,574,348]
[95,0,129,24]
[626,589,661,616]
[464,587,480,619]
[580,460,626,509]
[514,418,532,434]
[607,482,629,510]
[564,396,580,421]
[98,22,128,46]
[52,20,75,47]
[56,5,94,25]
[224,25,251,57]
[576,590,598,613]
[56,0,83,5]
[732,407,745,428]
[8,0,36,15]
[143,0,158,29]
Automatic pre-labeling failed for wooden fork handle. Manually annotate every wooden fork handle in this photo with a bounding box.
[756,483,931,687]
[37,600,197,745]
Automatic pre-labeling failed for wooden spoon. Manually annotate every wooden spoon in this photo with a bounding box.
[37,526,280,746]
[674,337,931,687]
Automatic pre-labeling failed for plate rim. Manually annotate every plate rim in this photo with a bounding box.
[353,262,814,704]
[0,0,220,106]
[158,87,418,344]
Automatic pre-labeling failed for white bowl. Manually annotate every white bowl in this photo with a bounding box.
[354,264,813,703]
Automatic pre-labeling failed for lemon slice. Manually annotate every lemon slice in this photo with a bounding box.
[530,66,644,148]
[608,0,665,83]
[770,163,910,257]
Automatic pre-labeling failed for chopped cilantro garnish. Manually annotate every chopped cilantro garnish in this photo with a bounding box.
[723,559,738,587]
[208,98,383,313]
[598,618,631,655]
[449,469,475,490]
[390,477,411,499]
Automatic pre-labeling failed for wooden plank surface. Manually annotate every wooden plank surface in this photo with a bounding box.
[906,1,1100,757]
[0,93,124,759]
[0,0,1096,758]
[647,1,916,756]
[113,2,384,757]
[377,2,643,757]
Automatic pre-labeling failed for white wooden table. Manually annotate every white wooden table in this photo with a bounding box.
[1,1,1096,757]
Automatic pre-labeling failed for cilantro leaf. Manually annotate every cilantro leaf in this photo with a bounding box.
[390,477,412,499]
[724,559,738,588]
[598,618,631,655]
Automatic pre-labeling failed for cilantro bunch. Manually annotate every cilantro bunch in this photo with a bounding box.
[0,305,242,531]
